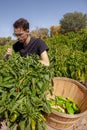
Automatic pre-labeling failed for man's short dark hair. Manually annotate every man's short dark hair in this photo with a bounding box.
[13,18,29,30]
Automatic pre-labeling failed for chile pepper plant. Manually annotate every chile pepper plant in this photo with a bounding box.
[0,53,54,130]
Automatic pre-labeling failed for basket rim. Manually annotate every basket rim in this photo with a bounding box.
[53,77,87,91]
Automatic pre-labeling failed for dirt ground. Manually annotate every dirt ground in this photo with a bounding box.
[0,114,87,130]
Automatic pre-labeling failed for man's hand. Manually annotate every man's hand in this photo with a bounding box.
[4,48,12,59]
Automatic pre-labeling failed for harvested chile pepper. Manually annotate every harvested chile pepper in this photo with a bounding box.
[48,96,80,114]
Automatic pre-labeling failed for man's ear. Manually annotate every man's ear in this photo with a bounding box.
[26,29,29,33]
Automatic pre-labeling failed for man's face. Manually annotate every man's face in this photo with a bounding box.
[14,28,29,43]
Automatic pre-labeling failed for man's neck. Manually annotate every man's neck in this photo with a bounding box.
[24,35,31,45]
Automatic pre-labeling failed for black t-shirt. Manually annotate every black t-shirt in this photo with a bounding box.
[13,37,49,57]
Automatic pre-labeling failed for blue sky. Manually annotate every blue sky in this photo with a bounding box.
[0,0,87,39]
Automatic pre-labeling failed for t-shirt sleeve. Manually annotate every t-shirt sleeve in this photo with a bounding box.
[37,39,49,55]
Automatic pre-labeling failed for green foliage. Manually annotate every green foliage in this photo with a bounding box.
[45,30,87,83]
[0,53,53,130]
[0,30,87,129]
[0,43,12,59]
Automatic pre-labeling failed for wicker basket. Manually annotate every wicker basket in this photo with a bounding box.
[46,77,87,130]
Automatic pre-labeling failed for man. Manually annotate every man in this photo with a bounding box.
[5,18,50,66]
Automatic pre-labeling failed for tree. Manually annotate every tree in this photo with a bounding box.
[38,28,49,39]
[30,27,49,39]
[59,12,87,34]
[50,25,61,37]
[30,30,39,38]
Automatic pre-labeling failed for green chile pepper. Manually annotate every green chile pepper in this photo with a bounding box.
[66,102,74,114]
[10,111,19,123]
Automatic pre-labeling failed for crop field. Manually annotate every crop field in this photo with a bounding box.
[0,30,87,130]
